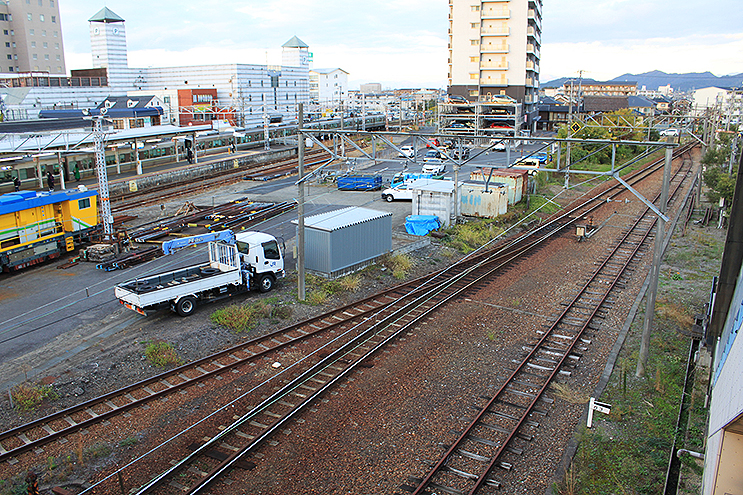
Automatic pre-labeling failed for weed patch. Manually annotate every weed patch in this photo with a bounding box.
[210,301,271,333]
[11,382,58,411]
[144,341,182,367]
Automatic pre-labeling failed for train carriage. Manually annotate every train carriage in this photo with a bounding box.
[0,188,99,271]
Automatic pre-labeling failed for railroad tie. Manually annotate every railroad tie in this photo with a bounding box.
[63,416,77,427]
[429,481,468,495]
[442,465,479,480]
[188,466,208,477]
[233,430,255,440]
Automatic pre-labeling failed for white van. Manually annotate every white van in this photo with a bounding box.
[381,183,413,202]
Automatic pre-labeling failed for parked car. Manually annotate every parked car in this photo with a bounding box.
[447,95,468,104]
[426,138,440,148]
[381,183,413,202]
[423,149,442,162]
[493,141,507,151]
[398,145,415,158]
[450,147,471,160]
[660,128,680,137]
[534,152,549,164]
[513,157,540,169]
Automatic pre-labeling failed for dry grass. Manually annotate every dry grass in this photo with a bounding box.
[656,298,695,328]
[551,382,589,405]
[338,274,361,292]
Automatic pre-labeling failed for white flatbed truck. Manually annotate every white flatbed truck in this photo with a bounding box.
[114,231,285,317]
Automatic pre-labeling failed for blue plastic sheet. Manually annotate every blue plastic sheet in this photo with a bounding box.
[405,215,440,236]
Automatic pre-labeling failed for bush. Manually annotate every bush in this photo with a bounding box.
[339,274,361,292]
[271,304,293,319]
[210,301,270,333]
[144,341,181,367]
[305,290,328,306]
[383,252,413,278]
[11,383,58,411]
[443,220,504,253]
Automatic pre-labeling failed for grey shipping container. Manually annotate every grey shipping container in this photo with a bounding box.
[293,207,392,277]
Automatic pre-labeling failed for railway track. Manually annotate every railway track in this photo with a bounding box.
[121,146,696,494]
[0,144,696,493]
[407,150,695,494]
[109,148,331,213]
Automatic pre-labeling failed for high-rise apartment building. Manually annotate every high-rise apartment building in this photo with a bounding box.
[0,0,66,74]
[448,0,541,123]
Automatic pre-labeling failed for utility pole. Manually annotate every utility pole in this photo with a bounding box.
[637,146,673,377]
[297,103,306,301]
[565,79,574,189]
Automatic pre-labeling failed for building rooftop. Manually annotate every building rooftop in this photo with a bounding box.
[282,36,309,49]
[310,68,348,75]
[89,7,124,23]
[293,207,391,232]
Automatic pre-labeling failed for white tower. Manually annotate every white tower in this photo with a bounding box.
[89,7,129,89]
[281,36,310,69]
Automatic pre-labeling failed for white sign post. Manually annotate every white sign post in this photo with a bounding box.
[587,397,612,428]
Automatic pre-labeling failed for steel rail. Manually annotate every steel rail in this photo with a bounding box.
[134,147,696,494]
[410,147,695,494]
[0,144,694,468]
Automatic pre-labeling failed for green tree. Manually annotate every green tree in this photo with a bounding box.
[703,130,741,207]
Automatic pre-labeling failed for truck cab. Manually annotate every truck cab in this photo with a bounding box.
[234,231,285,292]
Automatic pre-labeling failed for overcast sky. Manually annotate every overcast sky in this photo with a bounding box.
[60,0,743,89]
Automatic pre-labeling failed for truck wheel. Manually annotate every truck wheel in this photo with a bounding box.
[175,296,197,317]
[384,194,394,202]
[258,274,275,293]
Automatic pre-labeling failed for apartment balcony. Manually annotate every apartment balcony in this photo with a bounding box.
[480,76,509,86]
[528,10,542,30]
[481,62,509,70]
[526,61,540,72]
[528,0,542,18]
[481,9,510,19]
[527,26,541,44]
[525,77,539,88]
[481,27,510,36]
[526,44,541,58]
[480,42,510,53]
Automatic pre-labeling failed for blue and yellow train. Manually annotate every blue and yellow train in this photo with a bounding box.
[0,188,99,271]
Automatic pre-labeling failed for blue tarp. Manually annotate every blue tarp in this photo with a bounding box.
[337,175,382,191]
[405,215,440,236]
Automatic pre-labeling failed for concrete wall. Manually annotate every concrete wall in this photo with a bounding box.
[703,261,743,494]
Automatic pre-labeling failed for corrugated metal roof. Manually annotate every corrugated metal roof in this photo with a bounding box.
[293,207,391,232]
[0,189,97,216]
[410,180,456,193]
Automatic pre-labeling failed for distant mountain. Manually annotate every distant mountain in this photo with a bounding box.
[542,71,743,93]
